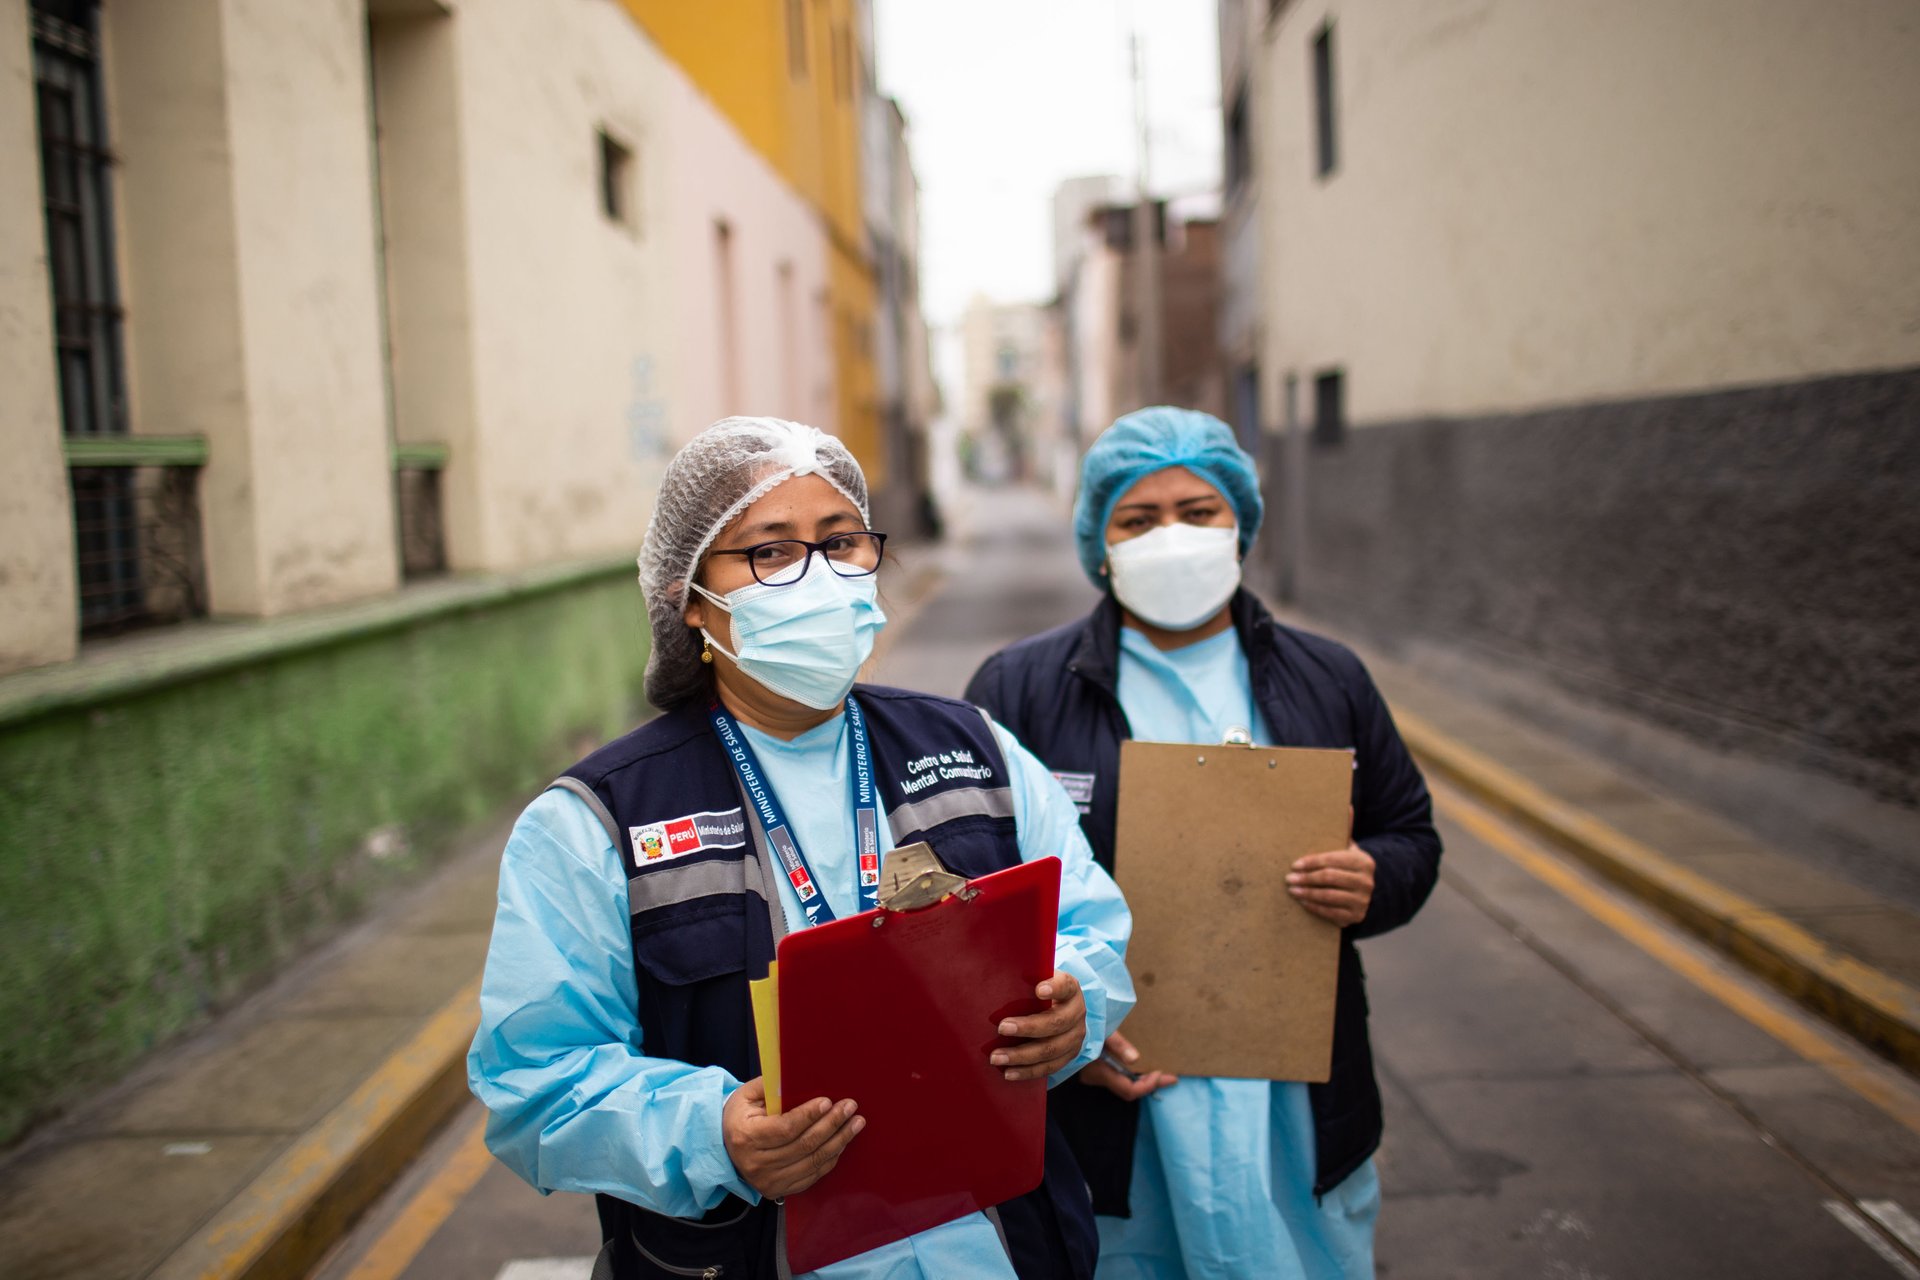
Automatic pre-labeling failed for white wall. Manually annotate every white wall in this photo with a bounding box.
[1256,0,1920,423]
[439,0,679,570]
[222,0,400,609]
[107,0,398,617]
[660,55,835,443]
[0,0,79,671]
[370,6,481,566]
[1069,237,1124,438]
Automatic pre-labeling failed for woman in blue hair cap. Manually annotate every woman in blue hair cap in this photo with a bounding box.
[965,406,1442,1279]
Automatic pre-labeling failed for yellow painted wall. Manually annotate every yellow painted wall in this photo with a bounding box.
[621,0,878,477]
[832,244,881,484]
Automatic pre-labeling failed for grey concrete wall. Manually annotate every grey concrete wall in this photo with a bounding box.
[1259,367,1920,808]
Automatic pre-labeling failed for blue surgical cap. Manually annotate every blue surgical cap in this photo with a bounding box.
[1072,406,1264,586]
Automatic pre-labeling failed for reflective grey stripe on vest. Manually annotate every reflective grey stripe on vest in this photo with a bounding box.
[625,855,764,916]
[548,778,773,919]
[884,783,1015,840]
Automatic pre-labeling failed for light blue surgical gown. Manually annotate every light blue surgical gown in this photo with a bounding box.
[1096,626,1380,1280]
[468,708,1135,1279]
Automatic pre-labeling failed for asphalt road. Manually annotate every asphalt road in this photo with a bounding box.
[316,487,1920,1280]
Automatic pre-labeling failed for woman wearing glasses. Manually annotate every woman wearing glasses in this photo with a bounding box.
[965,407,1441,1280]
[468,418,1134,1280]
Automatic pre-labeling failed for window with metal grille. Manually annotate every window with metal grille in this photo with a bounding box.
[36,0,209,637]
[33,0,127,440]
[396,464,448,580]
[66,461,207,632]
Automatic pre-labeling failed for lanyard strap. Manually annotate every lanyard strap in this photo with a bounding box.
[709,697,881,926]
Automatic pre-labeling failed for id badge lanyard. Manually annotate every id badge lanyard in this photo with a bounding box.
[709,697,882,926]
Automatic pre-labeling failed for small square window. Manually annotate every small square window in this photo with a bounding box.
[598,129,635,230]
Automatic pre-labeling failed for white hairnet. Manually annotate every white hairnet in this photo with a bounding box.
[638,416,870,709]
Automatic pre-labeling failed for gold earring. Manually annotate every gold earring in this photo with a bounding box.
[700,638,713,664]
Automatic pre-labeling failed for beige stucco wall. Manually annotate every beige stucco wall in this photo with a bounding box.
[106,0,398,616]
[436,0,686,571]
[1068,240,1126,438]
[104,0,255,605]
[1255,0,1920,424]
[369,5,481,568]
[661,54,835,444]
[0,0,79,672]
[222,0,400,608]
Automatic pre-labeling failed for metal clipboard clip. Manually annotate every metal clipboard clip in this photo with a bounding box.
[876,842,977,916]
[1195,726,1259,767]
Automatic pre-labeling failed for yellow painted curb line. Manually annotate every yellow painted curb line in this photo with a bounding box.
[342,1115,495,1280]
[150,978,482,1280]
[1394,708,1920,1073]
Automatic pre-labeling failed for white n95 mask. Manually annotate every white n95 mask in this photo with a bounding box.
[1105,523,1242,630]
[693,564,888,710]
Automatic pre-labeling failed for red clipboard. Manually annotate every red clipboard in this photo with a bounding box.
[776,856,1062,1273]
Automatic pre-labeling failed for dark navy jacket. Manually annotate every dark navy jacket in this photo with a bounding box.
[554,685,1097,1279]
[964,591,1442,1209]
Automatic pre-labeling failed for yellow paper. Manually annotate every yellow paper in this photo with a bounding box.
[748,961,782,1116]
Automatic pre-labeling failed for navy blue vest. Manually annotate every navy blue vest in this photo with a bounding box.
[554,685,1088,1279]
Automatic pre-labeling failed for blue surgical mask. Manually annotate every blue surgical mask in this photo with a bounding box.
[693,563,888,710]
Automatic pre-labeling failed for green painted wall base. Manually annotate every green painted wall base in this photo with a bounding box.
[0,558,649,1147]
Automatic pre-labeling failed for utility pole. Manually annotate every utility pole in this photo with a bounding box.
[1130,26,1163,409]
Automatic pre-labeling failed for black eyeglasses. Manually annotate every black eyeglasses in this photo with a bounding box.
[708,531,889,586]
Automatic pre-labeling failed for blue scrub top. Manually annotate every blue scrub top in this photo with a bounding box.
[468,707,1135,1280]
[1098,626,1380,1280]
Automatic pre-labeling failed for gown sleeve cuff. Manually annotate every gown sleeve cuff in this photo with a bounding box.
[1049,944,1109,1087]
[683,1076,764,1207]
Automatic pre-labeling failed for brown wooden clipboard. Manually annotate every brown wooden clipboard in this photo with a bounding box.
[1113,739,1353,1081]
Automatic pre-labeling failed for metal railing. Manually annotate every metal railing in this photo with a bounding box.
[63,435,209,637]
[394,442,450,580]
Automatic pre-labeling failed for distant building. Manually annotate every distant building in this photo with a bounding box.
[1051,175,1126,299]
[959,297,1053,485]
[1215,0,1262,456]
[1053,196,1225,453]
[1221,0,1920,821]
[865,86,939,538]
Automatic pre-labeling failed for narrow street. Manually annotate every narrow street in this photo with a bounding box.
[316,488,1920,1280]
